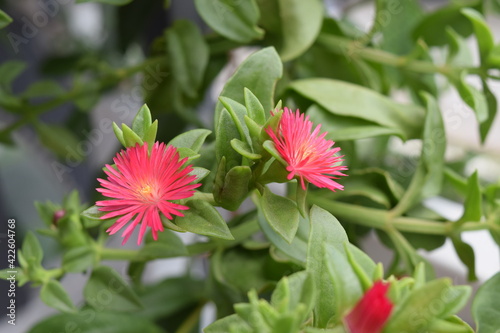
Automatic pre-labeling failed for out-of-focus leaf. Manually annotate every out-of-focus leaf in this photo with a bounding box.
[215,47,282,126]
[446,27,473,67]
[28,312,163,333]
[35,123,84,161]
[21,80,65,99]
[451,235,477,281]
[289,79,424,140]
[411,0,480,46]
[84,266,143,312]
[0,60,26,92]
[166,20,209,98]
[0,9,13,29]
[472,272,500,333]
[457,170,482,224]
[461,8,494,62]
[195,0,263,43]
[40,280,77,313]
[479,79,497,143]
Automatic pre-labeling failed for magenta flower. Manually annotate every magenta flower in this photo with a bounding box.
[96,142,200,245]
[344,281,394,333]
[265,107,347,191]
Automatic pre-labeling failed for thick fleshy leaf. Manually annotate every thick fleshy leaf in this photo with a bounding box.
[454,72,488,123]
[205,314,252,333]
[307,205,348,328]
[40,280,77,313]
[166,20,209,98]
[472,272,500,333]
[214,165,252,211]
[215,110,241,169]
[194,0,264,43]
[244,88,266,125]
[28,312,163,333]
[256,195,308,266]
[168,128,212,153]
[84,266,143,312]
[215,47,282,126]
[131,104,153,139]
[260,187,300,243]
[121,124,144,147]
[81,205,106,220]
[451,235,477,281]
[458,170,483,224]
[289,79,424,140]
[174,199,233,240]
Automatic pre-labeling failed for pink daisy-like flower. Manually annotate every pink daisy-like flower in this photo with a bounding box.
[96,142,200,245]
[265,107,347,191]
[344,281,393,333]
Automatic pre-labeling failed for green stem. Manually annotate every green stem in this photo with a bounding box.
[308,193,491,235]
[100,248,140,261]
[317,34,483,76]
[1,56,167,136]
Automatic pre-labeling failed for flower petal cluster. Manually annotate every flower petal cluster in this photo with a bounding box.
[344,281,394,333]
[96,142,200,245]
[266,107,347,191]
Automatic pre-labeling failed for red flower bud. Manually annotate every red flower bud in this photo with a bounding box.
[344,281,393,333]
[52,209,66,226]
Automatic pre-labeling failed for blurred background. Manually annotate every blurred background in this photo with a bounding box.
[0,0,499,332]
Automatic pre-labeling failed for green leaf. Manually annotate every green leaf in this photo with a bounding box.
[451,235,477,281]
[22,80,65,98]
[454,71,488,124]
[40,280,77,313]
[121,124,143,147]
[28,312,163,333]
[138,229,188,260]
[260,0,324,61]
[378,0,423,55]
[307,104,401,141]
[214,166,252,211]
[76,0,133,5]
[174,200,233,240]
[472,272,500,333]
[113,122,126,147]
[461,8,494,62]
[385,279,471,332]
[216,109,241,169]
[289,79,424,140]
[260,187,300,243]
[393,93,445,214]
[194,0,264,43]
[244,88,266,125]
[166,20,209,98]
[231,139,261,160]
[256,195,308,266]
[215,47,282,127]
[219,96,251,145]
[142,120,158,147]
[324,244,363,321]
[479,79,497,143]
[168,128,212,153]
[0,9,13,29]
[63,246,95,273]
[458,170,482,224]
[205,314,252,333]
[411,0,479,46]
[84,266,143,312]
[22,231,43,265]
[191,167,210,182]
[0,61,26,92]
[35,123,84,161]
[446,27,474,67]
[81,205,105,220]
[306,206,348,328]
[131,104,152,139]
